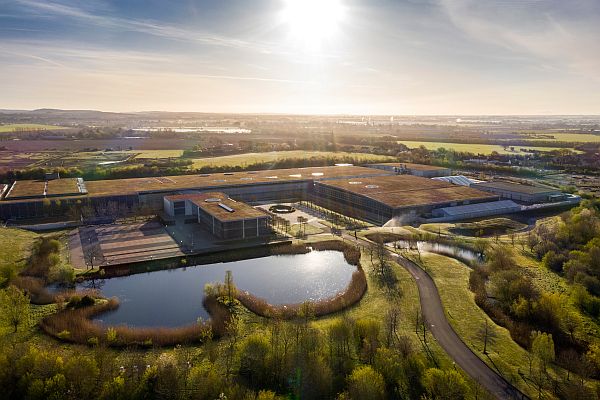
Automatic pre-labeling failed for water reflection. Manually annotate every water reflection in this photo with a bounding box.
[390,240,480,263]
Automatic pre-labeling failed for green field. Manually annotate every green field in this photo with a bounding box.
[127,149,184,158]
[398,140,576,155]
[188,151,396,168]
[0,124,68,133]
[524,133,600,143]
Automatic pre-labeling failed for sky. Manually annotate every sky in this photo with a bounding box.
[0,0,599,115]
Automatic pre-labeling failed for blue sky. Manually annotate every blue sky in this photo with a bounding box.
[0,0,599,114]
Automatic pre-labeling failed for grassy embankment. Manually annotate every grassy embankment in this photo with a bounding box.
[423,252,540,398]
[0,227,59,341]
[420,218,528,237]
[397,140,578,155]
[361,221,599,398]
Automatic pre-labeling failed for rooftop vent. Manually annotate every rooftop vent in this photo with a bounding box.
[205,198,221,203]
[218,203,234,212]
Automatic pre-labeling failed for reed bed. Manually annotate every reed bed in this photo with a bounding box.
[12,276,98,305]
[40,295,230,347]
[233,240,366,319]
[310,240,361,266]
[235,267,367,319]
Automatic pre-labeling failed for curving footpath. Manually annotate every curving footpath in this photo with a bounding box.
[346,234,527,400]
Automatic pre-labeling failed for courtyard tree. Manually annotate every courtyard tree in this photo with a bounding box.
[85,246,102,270]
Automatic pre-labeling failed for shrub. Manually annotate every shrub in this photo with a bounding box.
[67,296,82,309]
[79,295,95,307]
[57,330,71,340]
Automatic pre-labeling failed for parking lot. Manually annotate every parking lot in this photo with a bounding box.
[71,220,184,268]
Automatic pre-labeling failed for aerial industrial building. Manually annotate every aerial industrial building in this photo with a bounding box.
[164,192,270,240]
[0,163,572,227]
[472,181,565,203]
[312,175,498,224]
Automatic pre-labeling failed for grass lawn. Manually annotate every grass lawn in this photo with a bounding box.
[189,151,396,169]
[420,218,527,238]
[288,223,323,237]
[0,124,69,133]
[397,140,577,155]
[0,227,38,284]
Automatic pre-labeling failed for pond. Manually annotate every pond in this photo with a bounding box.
[78,250,355,328]
[389,240,480,263]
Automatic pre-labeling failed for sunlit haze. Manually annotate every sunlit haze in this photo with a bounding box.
[1,0,599,114]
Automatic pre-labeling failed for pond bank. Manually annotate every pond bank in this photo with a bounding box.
[40,239,366,347]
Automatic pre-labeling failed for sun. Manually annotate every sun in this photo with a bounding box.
[280,0,345,50]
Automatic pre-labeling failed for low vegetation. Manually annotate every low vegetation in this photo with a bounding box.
[39,296,229,347]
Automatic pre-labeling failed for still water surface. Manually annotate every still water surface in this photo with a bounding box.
[81,250,355,327]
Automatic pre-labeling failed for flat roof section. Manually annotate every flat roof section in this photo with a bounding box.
[369,162,450,171]
[46,178,81,196]
[81,165,391,197]
[5,178,84,200]
[167,192,268,222]
[436,200,522,217]
[4,180,46,200]
[473,181,561,195]
[318,175,498,209]
[318,175,451,195]
[368,186,498,209]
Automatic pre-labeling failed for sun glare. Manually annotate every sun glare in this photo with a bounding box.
[281,0,345,50]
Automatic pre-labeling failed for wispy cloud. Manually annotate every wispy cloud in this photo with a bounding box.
[12,0,268,52]
[438,0,600,81]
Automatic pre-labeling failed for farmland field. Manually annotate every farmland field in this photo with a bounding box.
[397,140,576,154]
[187,151,396,168]
[0,123,69,132]
[127,149,184,158]
[523,132,600,142]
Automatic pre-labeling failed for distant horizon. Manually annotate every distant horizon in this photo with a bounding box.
[2,108,600,118]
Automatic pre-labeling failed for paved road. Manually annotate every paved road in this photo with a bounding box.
[344,233,527,400]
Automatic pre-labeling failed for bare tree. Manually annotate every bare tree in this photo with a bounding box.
[476,319,498,355]
[85,246,102,270]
